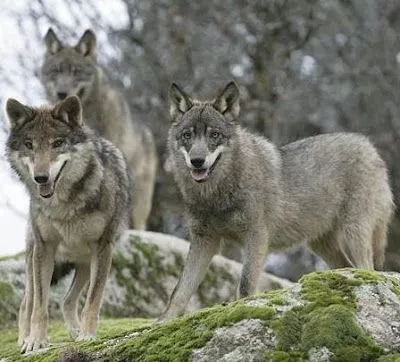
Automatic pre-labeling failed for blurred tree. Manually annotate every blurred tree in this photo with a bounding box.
[2,0,400,278]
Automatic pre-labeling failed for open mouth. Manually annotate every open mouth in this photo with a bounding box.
[190,154,222,183]
[38,161,67,198]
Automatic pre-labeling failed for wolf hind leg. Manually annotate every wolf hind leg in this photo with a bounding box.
[308,230,355,269]
[372,220,389,271]
[335,220,375,270]
[62,263,90,340]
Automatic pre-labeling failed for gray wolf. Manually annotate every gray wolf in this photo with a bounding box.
[5,96,131,352]
[40,28,157,230]
[160,81,394,320]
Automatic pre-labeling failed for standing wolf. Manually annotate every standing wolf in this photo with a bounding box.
[160,81,394,320]
[40,28,157,230]
[5,96,131,352]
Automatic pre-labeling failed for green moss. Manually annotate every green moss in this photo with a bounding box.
[103,300,275,362]
[300,270,361,309]
[0,252,24,262]
[0,318,152,361]
[268,270,384,362]
[378,354,400,362]
[272,309,303,351]
[112,235,237,317]
[352,269,385,284]
[0,281,19,328]
[264,350,306,362]
[302,305,381,362]
[0,269,396,361]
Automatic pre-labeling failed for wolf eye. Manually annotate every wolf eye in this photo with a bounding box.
[24,140,33,149]
[52,139,65,148]
[210,131,220,139]
[182,131,192,140]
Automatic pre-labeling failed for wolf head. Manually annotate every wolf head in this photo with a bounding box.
[41,28,98,104]
[5,96,87,198]
[168,81,240,183]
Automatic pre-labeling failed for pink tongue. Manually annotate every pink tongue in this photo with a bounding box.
[39,183,54,197]
[191,169,209,181]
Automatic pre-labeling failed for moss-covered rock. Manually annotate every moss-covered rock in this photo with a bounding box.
[1,269,400,361]
[0,231,293,325]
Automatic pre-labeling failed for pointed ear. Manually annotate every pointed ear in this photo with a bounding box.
[213,81,240,119]
[44,28,62,54]
[5,98,35,130]
[168,83,193,121]
[53,96,83,127]
[75,29,96,57]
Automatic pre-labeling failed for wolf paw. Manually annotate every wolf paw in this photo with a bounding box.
[20,337,48,353]
[76,333,96,342]
[66,325,80,340]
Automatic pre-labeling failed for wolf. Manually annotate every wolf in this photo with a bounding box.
[5,95,131,352]
[159,81,394,320]
[40,28,157,230]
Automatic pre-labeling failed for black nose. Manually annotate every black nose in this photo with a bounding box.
[34,174,49,184]
[57,92,67,100]
[191,158,205,168]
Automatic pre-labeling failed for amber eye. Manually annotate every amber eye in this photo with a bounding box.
[52,139,65,148]
[24,140,33,150]
[210,131,220,139]
[183,131,192,140]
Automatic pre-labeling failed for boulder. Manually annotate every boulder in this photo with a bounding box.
[0,231,293,324]
[2,269,400,361]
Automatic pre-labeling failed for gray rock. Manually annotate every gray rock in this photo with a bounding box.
[0,230,293,323]
[192,319,276,362]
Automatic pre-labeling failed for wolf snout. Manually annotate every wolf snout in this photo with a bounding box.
[57,92,68,100]
[34,174,50,184]
[190,158,205,169]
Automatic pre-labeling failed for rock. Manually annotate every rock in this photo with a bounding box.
[264,245,329,282]
[2,269,400,361]
[0,231,293,324]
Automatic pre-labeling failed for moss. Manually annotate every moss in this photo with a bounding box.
[273,309,304,351]
[378,354,400,362]
[301,305,381,362]
[264,350,306,362]
[103,300,275,362]
[351,269,385,284]
[0,318,152,361]
[0,281,19,328]
[112,234,237,317]
[267,270,384,362]
[0,251,24,262]
[0,269,396,361]
[300,270,361,309]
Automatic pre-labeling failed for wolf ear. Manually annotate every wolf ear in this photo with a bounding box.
[168,83,193,121]
[53,96,83,128]
[76,29,96,57]
[5,99,35,130]
[44,28,62,55]
[213,81,240,119]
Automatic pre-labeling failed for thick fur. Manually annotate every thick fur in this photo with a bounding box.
[40,28,157,230]
[160,81,394,320]
[5,96,131,352]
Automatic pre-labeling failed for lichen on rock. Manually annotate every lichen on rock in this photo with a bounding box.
[1,268,400,361]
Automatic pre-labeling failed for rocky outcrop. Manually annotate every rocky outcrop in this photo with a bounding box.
[0,231,292,325]
[2,269,400,361]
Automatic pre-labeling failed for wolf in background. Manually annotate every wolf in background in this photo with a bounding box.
[5,96,131,352]
[41,28,157,230]
[160,81,394,320]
